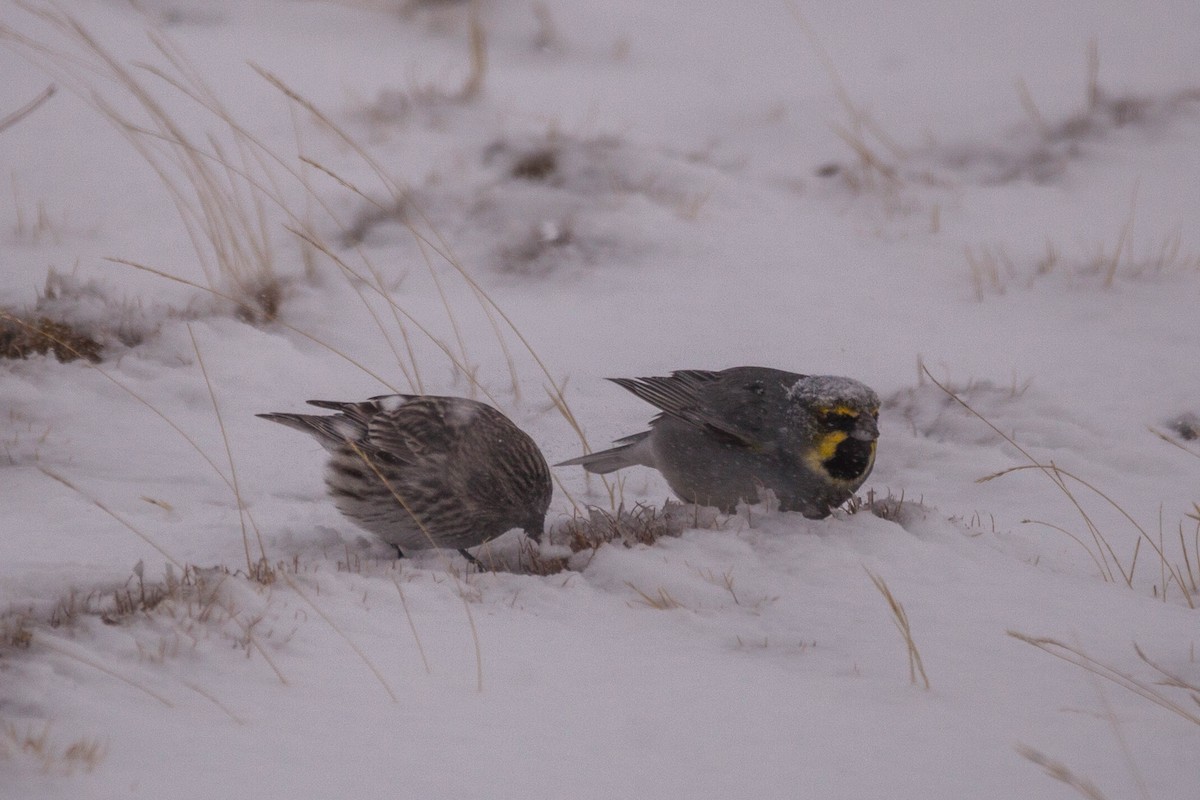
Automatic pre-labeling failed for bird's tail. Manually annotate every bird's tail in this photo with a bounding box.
[556,431,651,474]
[256,411,358,451]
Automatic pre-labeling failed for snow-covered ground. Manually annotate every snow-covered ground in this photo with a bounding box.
[2,1,1198,797]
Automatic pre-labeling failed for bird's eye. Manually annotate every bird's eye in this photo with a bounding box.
[818,409,857,432]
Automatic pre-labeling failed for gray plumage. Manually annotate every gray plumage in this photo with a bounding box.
[558,367,880,518]
[258,395,551,556]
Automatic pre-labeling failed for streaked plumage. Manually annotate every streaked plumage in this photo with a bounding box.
[558,367,880,517]
[258,395,551,559]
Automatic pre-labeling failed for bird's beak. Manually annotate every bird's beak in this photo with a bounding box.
[852,414,879,441]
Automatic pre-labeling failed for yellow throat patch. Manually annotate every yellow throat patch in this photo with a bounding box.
[805,431,876,486]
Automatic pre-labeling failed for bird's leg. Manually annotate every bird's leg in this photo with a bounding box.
[458,548,488,572]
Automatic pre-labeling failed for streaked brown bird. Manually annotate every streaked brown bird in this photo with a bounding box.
[558,367,879,517]
[259,395,551,563]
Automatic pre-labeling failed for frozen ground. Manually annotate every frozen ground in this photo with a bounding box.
[1,1,1198,797]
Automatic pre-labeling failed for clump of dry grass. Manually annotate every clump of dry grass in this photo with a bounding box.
[843,488,912,521]
[1,615,34,649]
[0,311,102,363]
[1,559,290,701]
[561,501,714,552]
[969,181,1198,297]
[509,146,559,182]
[349,0,489,127]
[512,501,719,575]
[1162,412,1200,443]
[0,270,176,363]
[625,583,684,611]
[1,721,107,775]
[1020,41,1200,149]
[785,3,903,192]
[2,16,275,322]
[968,222,1198,300]
[35,562,220,630]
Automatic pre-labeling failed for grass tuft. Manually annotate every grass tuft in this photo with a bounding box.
[843,488,910,521]
[508,502,720,576]
[560,501,712,552]
[625,582,683,610]
[0,311,103,363]
[1,721,107,775]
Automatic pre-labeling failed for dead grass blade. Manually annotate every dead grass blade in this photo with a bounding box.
[625,582,683,610]
[277,570,398,703]
[922,365,1127,586]
[0,82,55,133]
[35,633,175,708]
[392,575,432,675]
[1015,744,1111,800]
[865,568,929,689]
[1008,631,1200,727]
[38,467,185,570]
[188,324,268,572]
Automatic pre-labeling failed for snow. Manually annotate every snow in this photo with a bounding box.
[2,0,1198,797]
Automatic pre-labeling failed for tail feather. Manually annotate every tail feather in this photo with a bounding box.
[256,412,359,451]
[556,431,652,474]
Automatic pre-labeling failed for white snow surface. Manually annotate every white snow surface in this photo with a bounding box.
[2,1,1199,797]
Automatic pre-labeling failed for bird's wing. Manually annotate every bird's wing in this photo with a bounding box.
[360,397,456,465]
[610,369,774,449]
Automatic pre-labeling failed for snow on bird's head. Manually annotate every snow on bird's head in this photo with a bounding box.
[787,375,879,411]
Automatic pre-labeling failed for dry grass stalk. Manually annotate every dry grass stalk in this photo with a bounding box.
[1085,38,1100,113]
[1015,77,1051,137]
[922,366,1130,586]
[1103,180,1138,289]
[35,632,176,707]
[457,1,487,101]
[965,244,1015,302]
[784,1,903,161]
[392,576,432,675]
[1009,631,1200,727]
[188,325,269,574]
[626,582,683,610]
[0,82,55,133]
[6,7,286,320]
[277,570,399,703]
[930,365,1195,604]
[984,463,1193,609]
[865,568,930,689]
[38,467,186,571]
[1015,745,1111,800]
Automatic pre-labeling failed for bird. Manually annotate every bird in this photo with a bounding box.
[557,367,879,518]
[258,395,552,564]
